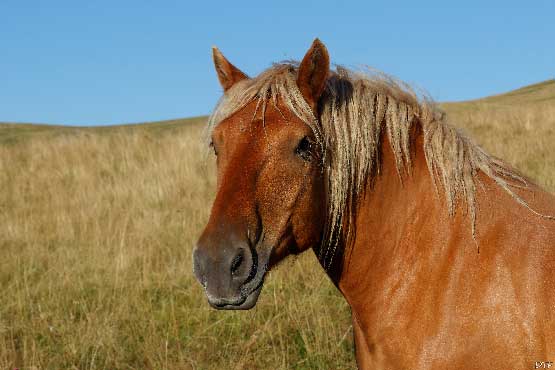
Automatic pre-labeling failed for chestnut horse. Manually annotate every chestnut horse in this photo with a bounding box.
[193,39,555,369]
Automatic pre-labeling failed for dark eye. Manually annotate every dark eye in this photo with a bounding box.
[295,136,313,161]
[209,141,218,156]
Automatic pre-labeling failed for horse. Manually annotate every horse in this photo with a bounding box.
[193,39,555,369]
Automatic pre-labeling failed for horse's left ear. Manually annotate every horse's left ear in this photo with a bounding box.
[212,47,249,92]
[297,38,330,111]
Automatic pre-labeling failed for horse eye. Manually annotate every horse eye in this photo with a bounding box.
[295,136,313,161]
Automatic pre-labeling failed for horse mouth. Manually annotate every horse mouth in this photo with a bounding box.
[209,276,266,310]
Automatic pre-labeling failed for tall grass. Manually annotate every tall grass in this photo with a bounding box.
[442,100,555,190]
[0,124,352,369]
[0,87,554,369]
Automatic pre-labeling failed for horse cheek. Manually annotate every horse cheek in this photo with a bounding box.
[291,179,325,253]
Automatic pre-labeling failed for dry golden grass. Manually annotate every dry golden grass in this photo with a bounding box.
[0,119,353,369]
[0,80,554,369]
[441,79,555,191]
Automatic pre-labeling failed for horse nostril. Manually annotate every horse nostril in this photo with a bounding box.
[230,250,244,275]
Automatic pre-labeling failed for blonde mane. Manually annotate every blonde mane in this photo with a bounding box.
[207,62,531,268]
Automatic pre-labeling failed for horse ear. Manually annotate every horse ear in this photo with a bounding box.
[212,47,248,92]
[297,38,330,111]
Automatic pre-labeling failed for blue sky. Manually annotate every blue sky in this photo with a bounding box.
[1,0,554,126]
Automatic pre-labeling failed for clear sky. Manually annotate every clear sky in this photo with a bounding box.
[1,0,554,126]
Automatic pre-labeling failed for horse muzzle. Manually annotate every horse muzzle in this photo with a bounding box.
[193,237,269,310]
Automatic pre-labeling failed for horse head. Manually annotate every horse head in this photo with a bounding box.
[193,40,330,309]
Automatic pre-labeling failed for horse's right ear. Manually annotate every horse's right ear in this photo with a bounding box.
[212,47,249,92]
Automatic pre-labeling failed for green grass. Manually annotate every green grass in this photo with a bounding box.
[1,79,554,369]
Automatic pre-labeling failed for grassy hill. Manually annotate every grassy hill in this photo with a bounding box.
[0,116,207,145]
[1,80,554,369]
[441,78,555,190]
[455,78,555,105]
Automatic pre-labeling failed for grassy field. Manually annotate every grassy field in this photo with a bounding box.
[1,79,554,369]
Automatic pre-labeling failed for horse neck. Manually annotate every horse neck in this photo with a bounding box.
[334,129,464,315]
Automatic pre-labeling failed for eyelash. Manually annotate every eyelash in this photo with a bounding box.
[209,141,218,156]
